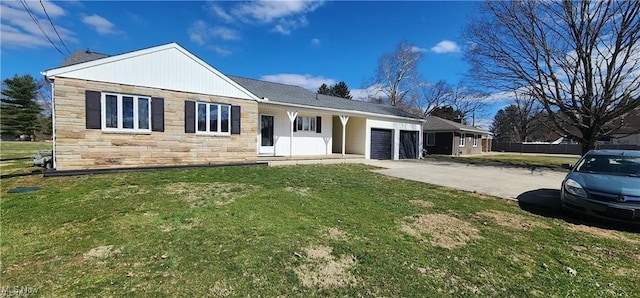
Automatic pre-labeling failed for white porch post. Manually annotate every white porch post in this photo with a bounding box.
[287,111,298,157]
[339,115,349,156]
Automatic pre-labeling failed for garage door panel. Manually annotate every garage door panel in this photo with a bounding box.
[370,128,392,160]
[399,130,418,159]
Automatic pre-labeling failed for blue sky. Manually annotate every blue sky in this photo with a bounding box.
[1,0,500,127]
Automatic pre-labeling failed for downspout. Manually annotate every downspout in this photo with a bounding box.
[49,78,56,169]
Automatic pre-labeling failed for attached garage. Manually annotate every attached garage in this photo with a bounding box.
[399,130,419,159]
[370,128,393,160]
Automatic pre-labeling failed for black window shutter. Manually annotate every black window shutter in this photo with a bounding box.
[316,116,322,133]
[231,105,241,135]
[151,97,164,132]
[184,101,195,133]
[85,90,101,129]
[293,117,297,132]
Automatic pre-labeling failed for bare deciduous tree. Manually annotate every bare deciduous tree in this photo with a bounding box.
[449,83,489,125]
[370,40,424,108]
[465,0,640,154]
[421,80,452,116]
[492,89,550,142]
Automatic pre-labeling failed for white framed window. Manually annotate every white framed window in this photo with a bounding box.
[296,116,316,132]
[196,102,231,135]
[473,135,478,147]
[459,133,466,147]
[102,93,151,133]
[426,133,436,146]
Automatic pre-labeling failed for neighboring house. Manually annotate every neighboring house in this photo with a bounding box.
[42,43,423,171]
[423,116,490,156]
[599,109,640,147]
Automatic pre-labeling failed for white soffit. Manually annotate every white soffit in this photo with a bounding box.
[44,43,259,101]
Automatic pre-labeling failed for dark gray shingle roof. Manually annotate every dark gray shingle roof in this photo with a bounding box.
[60,49,110,67]
[228,75,421,120]
[423,116,488,134]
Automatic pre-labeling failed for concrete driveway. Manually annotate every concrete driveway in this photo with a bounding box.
[363,159,567,201]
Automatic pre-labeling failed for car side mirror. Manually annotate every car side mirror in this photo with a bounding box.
[561,163,573,170]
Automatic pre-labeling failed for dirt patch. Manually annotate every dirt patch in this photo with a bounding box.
[294,245,357,289]
[477,210,549,230]
[164,182,260,208]
[208,281,234,297]
[322,227,349,241]
[410,200,435,209]
[83,245,121,260]
[160,217,203,232]
[416,266,497,295]
[401,214,482,249]
[565,224,640,245]
[285,186,312,197]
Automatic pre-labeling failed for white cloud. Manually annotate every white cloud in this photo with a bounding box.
[410,46,428,53]
[430,40,461,54]
[209,46,233,57]
[82,14,118,35]
[210,26,240,40]
[209,4,234,22]
[188,20,208,45]
[310,38,320,46]
[272,16,308,35]
[351,84,386,101]
[208,0,324,35]
[0,1,76,49]
[188,21,240,46]
[260,73,335,90]
[31,0,66,18]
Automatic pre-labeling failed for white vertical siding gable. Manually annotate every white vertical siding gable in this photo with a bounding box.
[43,43,258,100]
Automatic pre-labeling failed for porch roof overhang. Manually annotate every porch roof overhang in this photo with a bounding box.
[259,101,424,124]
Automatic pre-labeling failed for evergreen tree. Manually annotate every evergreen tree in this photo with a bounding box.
[330,81,352,99]
[1,74,42,138]
[317,81,353,99]
[317,83,331,95]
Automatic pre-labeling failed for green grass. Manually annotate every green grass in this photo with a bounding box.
[0,141,51,160]
[0,141,51,176]
[428,153,580,171]
[2,164,639,296]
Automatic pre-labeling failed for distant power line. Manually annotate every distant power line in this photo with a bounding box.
[18,0,66,56]
[39,0,71,55]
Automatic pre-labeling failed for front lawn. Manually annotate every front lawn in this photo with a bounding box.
[0,141,51,177]
[1,164,638,296]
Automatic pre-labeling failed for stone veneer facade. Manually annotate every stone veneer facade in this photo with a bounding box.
[53,77,258,170]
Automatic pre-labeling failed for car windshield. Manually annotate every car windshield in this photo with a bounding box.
[574,154,640,177]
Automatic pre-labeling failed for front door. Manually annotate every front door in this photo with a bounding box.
[260,115,274,155]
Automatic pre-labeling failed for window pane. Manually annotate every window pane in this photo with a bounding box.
[105,95,118,128]
[209,104,218,132]
[197,103,207,131]
[297,118,302,131]
[138,98,149,130]
[310,117,316,131]
[123,96,134,129]
[221,105,229,132]
[427,133,435,145]
[303,117,309,131]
